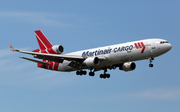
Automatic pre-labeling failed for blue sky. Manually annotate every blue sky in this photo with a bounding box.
[0,0,180,112]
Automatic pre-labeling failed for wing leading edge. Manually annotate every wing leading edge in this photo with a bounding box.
[8,43,85,63]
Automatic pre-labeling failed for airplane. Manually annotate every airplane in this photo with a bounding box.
[8,30,172,79]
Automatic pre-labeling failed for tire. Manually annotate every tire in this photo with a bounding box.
[149,64,153,67]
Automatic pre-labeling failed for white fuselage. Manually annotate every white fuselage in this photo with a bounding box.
[57,39,172,72]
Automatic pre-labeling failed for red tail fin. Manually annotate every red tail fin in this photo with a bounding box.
[35,30,52,50]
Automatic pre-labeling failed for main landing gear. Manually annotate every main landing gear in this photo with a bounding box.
[149,58,154,67]
[76,70,95,76]
[100,69,110,79]
[76,69,111,79]
[76,70,87,76]
[89,69,95,76]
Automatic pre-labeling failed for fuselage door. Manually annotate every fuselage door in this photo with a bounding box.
[150,41,159,57]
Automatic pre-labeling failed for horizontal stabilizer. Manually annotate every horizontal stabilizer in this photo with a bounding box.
[20,57,50,65]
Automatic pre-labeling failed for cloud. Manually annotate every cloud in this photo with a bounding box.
[0,11,83,27]
[0,48,13,58]
[108,88,180,101]
[131,88,180,100]
[89,88,180,104]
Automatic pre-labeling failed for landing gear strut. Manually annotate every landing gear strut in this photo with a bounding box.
[100,69,110,79]
[89,72,95,76]
[149,58,154,67]
[89,69,95,76]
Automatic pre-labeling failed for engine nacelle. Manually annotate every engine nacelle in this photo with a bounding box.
[51,45,64,54]
[83,57,100,67]
[32,45,64,54]
[119,62,136,72]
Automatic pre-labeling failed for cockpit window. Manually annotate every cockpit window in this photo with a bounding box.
[160,41,169,44]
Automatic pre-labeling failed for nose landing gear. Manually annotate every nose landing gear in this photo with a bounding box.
[149,58,154,67]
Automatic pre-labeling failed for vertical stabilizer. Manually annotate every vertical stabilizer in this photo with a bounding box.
[35,30,53,50]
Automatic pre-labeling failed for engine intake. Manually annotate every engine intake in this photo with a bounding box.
[119,62,136,72]
[83,57,100,67]
[52,45,64,54]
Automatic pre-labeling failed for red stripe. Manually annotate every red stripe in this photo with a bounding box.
[138,43,142,48]
[32,49,40,52]
[134,43,139,49]
[37,63,42,68]
[54,62,59,71]
[135,42,146,53]
[43,60,48,69]
[141,47,145,53]
[36,35,46,50]
[48,47,59,54]
[40,50,48,53]
[35,30,53,49]
[37,61,59,70]
[40,48,59,54]
[140,42,146,53]
[140,42,144,47]
[48,61,53,70]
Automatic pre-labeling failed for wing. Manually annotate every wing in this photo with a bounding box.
[20,57,50,65]
[8,44,107,68]
[17,49,85,63]
[8,43,85,62]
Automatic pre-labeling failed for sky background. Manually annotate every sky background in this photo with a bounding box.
[0,0,180,112]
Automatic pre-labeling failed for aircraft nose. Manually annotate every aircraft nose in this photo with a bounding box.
[168,43,172,50]
[166,43,172,51]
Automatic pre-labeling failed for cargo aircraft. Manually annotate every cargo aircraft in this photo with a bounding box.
[8,30,172,79]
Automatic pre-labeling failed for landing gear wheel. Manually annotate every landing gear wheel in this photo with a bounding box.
[149,64,153,67]
[100,74,103,78]
[107,74,110,78]
[102,74,106,79]
[82,71,87,75]
[100,74,110,79]
[89,72,95,76]
[76,70,87,76]
[76,71,80,75]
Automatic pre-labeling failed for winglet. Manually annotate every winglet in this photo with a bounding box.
[8,43,15,52]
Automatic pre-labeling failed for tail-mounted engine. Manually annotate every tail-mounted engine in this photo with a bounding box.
[119,62,136,72]
[83,57,100,67]
[51,45,64,54]
[33,45,64,54]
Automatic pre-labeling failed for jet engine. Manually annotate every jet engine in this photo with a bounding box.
[119,62,136,72]
[51,45,64,54]
[33,45,64,54]
[83,57,100,67]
